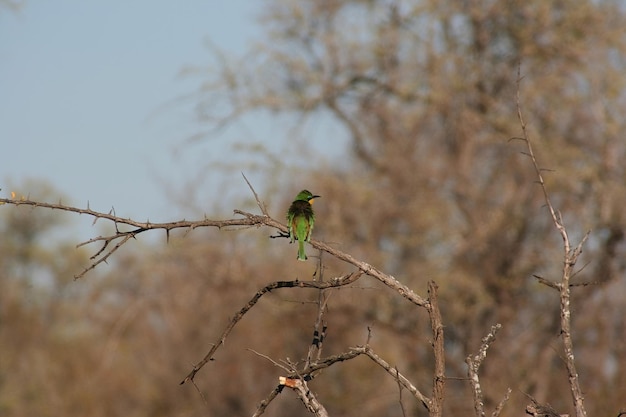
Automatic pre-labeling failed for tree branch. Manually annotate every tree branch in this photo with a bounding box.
[516,67,588,417]
[278,344,431,411]
[466,323,509,417]
[427,280,445,417]
[251,385,282,417]
[180,271,363,384]
[0,198,429,308]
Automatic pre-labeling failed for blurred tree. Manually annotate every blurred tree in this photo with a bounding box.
[190,0,626,414]
[0,0,21,13]
[0,180,82,286]
[0,181,90,415]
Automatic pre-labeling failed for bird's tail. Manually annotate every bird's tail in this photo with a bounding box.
[297,240,307,261]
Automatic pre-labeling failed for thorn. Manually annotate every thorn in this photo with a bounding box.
[508,136,526,142]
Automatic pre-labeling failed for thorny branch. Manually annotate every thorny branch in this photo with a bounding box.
[515,67,588,417]
[0,197,271,278]
[0,197,428,308]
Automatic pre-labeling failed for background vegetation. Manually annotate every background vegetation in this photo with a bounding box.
[2,0,626,416]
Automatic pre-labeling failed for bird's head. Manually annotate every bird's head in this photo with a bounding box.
[295,189,321,203]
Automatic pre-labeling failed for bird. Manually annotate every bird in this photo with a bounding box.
[286,189,320,261]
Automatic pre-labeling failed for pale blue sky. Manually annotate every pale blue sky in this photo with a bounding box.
[0,1,269,224]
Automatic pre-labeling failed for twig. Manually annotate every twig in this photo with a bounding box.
[251,386,283,417]
[395,365,408,417]
[189,379,210,408]
[492,388,512,417]
[247,349,291,373]
[532,274,561,290]
[533,275,600,289]
[241,172,269,216]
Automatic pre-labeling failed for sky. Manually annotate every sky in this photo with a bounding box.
[0,1,268,227]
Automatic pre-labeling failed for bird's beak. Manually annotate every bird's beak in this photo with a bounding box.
[309,195,321,204]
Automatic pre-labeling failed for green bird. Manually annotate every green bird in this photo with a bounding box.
[286,189,320,261]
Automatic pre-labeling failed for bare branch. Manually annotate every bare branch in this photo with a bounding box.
[284,344,431,411]
[247,349,291,373]
[533,275,561,290]
[534,274,599,289]
[516,66,587,417]
[395,364,409,417]
[428,280,445,417]
[305,288,330,368]
[180,272,363,384]
[515,74,566,247]
[252,385,283,417]
[358,346,431,410]
[0,197,272,279]
[315,237,430,307]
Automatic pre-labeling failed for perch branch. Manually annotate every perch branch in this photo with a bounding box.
[0,198,429,309]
